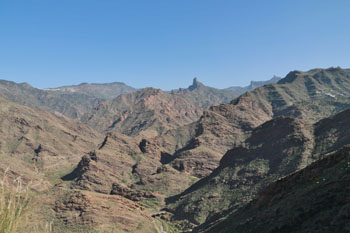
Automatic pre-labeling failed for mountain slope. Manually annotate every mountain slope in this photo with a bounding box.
[202,146,350,233]
[62,131,198,208]
[169,67,350,178]
[167,116,314,226]
[0,97,160,232]
[0,96,101,173]
[167,93,350,229]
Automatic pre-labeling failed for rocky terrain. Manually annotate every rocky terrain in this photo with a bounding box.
[0,68,349,232]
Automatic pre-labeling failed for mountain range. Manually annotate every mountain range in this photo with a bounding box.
[0,69,349,232]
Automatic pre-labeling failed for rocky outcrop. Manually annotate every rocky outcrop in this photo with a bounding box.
[54,189,155,233]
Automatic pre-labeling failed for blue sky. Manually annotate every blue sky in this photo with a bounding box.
[1,0,349,90]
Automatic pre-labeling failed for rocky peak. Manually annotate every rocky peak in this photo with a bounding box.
[188,77,204,91]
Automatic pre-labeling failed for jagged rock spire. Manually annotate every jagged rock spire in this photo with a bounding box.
[189,77,202,91]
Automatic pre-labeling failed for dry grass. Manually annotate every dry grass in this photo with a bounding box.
[0,169,30,233]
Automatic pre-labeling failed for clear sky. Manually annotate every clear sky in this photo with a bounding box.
[1,0,349,90]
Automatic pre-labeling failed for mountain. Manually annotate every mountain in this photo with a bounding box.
[168,67,350,179]
[45,81,137,99]
[0,80,102,118]
[1,68,349,232]
[171,78,244,109]
[0,80,136,119]
[0,96,160,232]
[81,88,203,137]
[165,67,350,229]
[0,76,277,128]
[168,108,350,230]
[200,145,350,233]
[81,78,253,137]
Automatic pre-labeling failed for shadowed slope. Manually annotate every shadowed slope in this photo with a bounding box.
[167,105,350,230]
[202,146,350,233]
